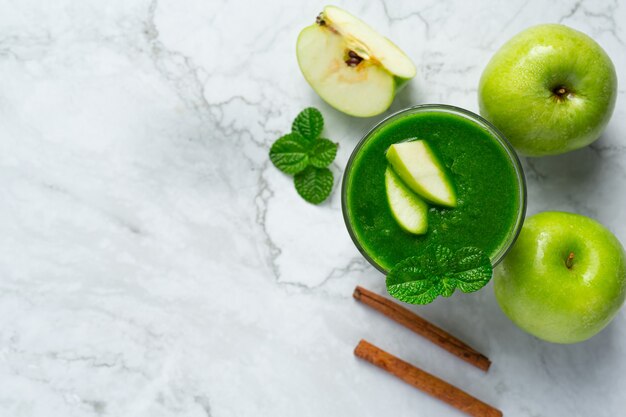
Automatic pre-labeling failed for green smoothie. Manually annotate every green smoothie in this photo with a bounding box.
[342,105,525,272]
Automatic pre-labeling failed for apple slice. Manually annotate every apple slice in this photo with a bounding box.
[385,167,429,234]
[296,6,416,117]
[386,140,457,208]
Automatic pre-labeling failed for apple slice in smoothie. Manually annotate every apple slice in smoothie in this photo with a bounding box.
[385,168,428,234]
[386,140,457,208]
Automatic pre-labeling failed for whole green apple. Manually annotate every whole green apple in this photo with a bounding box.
[479,24,617,157]
[495,212,626,343]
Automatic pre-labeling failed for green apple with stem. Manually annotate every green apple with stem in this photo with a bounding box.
[495,212,626,344]
[479,24,617,157]
[296,6,416,117]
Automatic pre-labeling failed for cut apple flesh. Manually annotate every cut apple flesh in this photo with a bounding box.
[296,6,416,117]
[385,167,429,234]
[322,6,416,79]
[386,140,457,207]
[297,25,395,117]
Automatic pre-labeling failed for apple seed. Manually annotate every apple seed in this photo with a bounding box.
[346,50,364,67]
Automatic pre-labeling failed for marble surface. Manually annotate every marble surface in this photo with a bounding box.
[1,0,625,416]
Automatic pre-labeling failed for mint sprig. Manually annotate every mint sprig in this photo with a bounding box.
[269,108,338,204]
[386,245,493,305]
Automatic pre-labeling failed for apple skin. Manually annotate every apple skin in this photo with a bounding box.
[494,212,626,344]
[479,24,617,157]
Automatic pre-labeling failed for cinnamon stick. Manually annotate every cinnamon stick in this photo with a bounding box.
[354,340,502,417]
[353,286,491,371]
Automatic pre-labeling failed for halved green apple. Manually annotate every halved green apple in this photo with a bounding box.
[385,167,429,234]
[296,6,416,117]
[386,140,457,208]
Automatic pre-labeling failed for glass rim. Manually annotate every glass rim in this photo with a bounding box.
[341,103,527,273]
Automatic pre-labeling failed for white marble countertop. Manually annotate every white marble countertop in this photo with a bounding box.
[1,0,625,416]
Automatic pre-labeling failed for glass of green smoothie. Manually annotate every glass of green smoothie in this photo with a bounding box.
[342,104,526,273]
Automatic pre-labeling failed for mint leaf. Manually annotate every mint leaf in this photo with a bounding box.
[385,257,441,304]
[309,138,338,168]
[292,107,324,140]
[450,247,494,293]
[294,166,333,204]
[269,133,312,174]
[386,245,492,305]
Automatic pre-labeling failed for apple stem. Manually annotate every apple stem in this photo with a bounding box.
[552,85,571,101]
[566,252,575,269]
